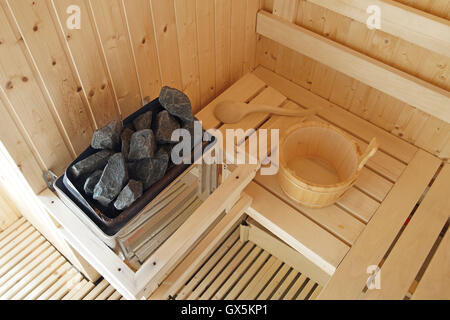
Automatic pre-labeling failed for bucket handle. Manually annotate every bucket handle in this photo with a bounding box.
[358,138,379,171]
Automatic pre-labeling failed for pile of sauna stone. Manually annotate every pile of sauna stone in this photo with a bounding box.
[70,87,195,213]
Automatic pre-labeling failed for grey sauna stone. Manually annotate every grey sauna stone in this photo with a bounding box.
[114,180,143,211]
[91,118,123,150]
[152,148,170,181]
[70,150,114,178]
[83,170,103,196]
[154,110,180,144]
[93,153,128,207]
[159,86,194,123]
[133,111,153,132]
[131,159,154,190]
[132,149,170,190]
[126,162,137,176]
[121,127,135,160]
[128,129,157,161]
[158,144,173,159]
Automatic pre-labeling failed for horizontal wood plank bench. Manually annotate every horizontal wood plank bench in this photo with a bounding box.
[193,67,447,300]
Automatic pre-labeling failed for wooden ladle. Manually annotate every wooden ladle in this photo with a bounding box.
[214,100,319,124]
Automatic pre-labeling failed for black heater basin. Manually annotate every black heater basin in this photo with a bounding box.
[56,99,216,236]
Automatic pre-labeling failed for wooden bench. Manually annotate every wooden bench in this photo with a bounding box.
[190,67,446,300]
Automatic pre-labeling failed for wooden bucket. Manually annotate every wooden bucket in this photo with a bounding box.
[278,122,379,208]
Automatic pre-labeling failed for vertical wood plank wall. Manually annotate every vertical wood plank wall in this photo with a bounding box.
[258,0,450,160]
[0,0,262,194]
[0,0,448,199]
[0,184,21,232]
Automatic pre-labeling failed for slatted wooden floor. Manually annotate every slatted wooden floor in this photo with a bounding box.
[0,217,122,300]
[0,215,320,300]
[161,226,321,300]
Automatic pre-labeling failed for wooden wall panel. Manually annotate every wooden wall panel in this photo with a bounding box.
[196,0,217,106]
[0,185,21,232]
[151,0,183,90]
[215,0,232,95]
[0,99,45,193]
[6,0,94,155]
[230,0,247,83]
[308,0,450,59]
[257,0,450,159]
[51,0,121,128]
[0,0,261,194]
[122,0,162,105]
[0,2,73,175]
[89,0,142,118]
[174,0,201,111]
[243,0,261,75]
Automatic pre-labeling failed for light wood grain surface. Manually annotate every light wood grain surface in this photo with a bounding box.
[0,0,262,194]
[258,0,450,159]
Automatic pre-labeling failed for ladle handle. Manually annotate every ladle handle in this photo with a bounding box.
[358,138,379,171]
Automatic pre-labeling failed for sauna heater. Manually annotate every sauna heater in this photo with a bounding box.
[53,99,218,268]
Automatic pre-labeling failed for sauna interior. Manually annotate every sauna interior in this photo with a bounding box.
[0,0,449,301]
